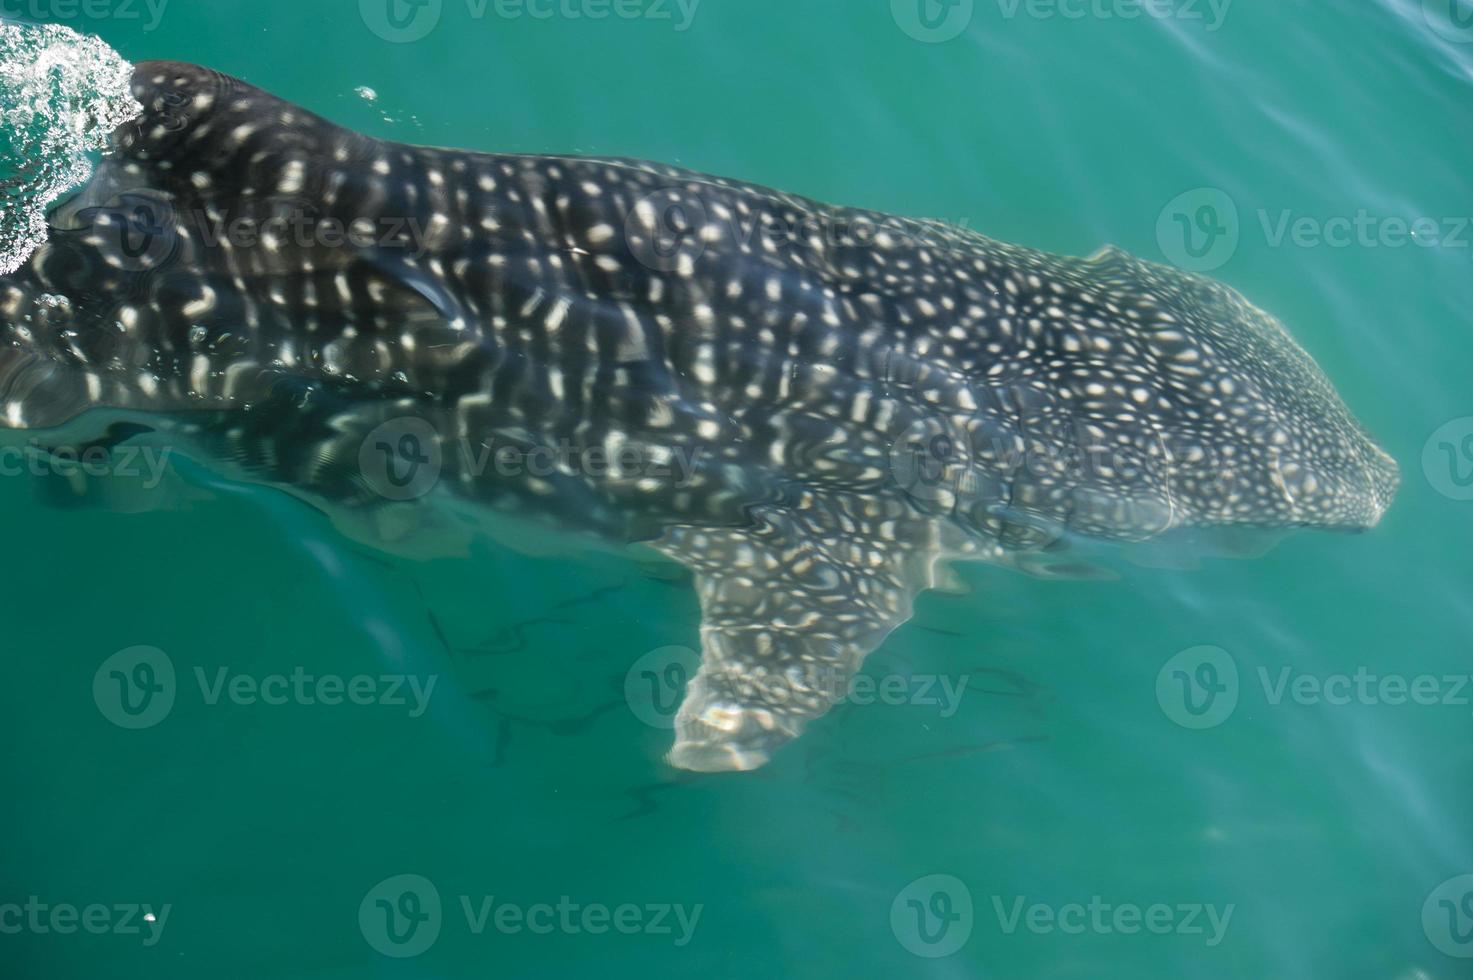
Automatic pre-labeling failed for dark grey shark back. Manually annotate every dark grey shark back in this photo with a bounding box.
[0,61,1398,770]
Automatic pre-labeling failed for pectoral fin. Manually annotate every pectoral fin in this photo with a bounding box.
[652,499,949,772]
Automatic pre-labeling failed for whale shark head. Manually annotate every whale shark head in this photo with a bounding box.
[960,246,1401,547]
[1137,259,1400,534]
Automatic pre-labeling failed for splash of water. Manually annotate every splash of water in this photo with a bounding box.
[0,20,141,274]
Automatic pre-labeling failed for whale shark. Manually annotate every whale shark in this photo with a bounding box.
[0,61,1399,771]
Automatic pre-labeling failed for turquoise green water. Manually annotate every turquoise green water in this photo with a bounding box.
[3,2,1473,977]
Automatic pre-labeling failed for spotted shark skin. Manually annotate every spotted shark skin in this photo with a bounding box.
[0,62,1399,771]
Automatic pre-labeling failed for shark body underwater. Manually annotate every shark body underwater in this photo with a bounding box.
[0,62,1398,771]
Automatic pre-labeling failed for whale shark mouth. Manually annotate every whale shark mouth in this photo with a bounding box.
[0,52,1399,771]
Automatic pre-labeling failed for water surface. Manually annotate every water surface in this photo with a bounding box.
[2,2,1471,978]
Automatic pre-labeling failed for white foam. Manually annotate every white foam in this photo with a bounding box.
[0,20,142,274]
